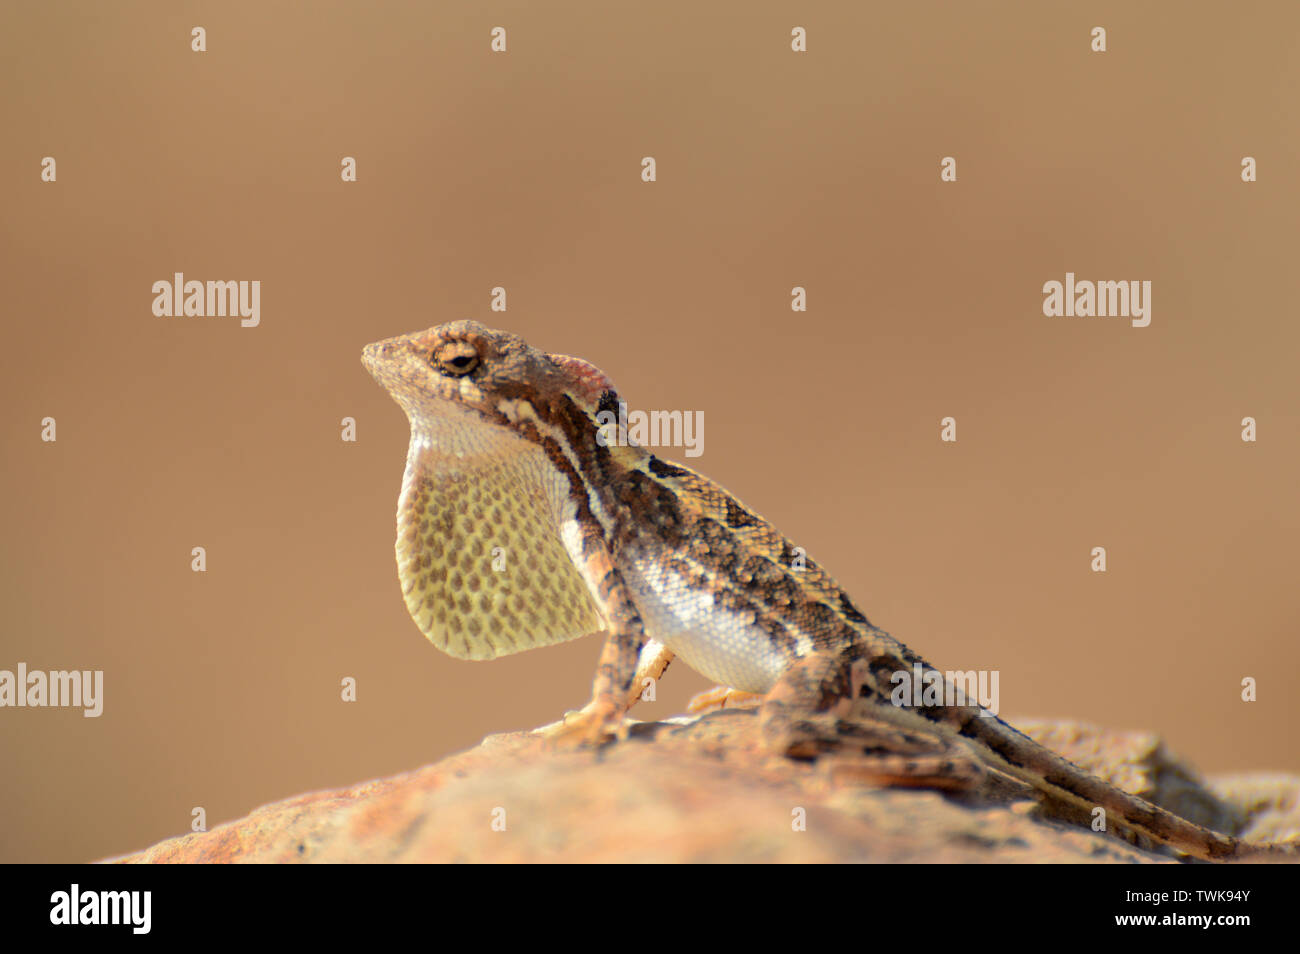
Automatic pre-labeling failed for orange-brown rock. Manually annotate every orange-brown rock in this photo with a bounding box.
[104,711,1298,863]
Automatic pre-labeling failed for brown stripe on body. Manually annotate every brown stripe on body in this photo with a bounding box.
[647,456,691,479]
[633,477,883,661]
[656,550,806,659]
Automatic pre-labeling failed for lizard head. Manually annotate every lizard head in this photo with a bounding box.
[362,320,618,448]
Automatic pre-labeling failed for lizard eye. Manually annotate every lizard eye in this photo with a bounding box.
[432,340,480,377]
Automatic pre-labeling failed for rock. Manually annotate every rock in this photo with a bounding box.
[1205,774,1300,845]
[103,711,1298,863]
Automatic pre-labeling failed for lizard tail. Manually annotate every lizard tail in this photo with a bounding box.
[955,709,1294,862]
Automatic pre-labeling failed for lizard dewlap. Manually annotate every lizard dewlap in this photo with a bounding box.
[395,425,603,659]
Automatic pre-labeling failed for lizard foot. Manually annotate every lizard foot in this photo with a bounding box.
[534,698,626,749]
[686,685,766,715]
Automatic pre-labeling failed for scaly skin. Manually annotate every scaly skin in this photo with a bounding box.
[363,321,1296,862]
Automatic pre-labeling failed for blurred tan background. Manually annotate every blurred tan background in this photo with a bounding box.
[2,1,1298,863]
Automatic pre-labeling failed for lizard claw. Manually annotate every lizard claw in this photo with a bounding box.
[534,699,625,749]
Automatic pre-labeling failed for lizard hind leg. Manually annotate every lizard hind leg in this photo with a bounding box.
[759,648,863,758]
[759,649,991,794]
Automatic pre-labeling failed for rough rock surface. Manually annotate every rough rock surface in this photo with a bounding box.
[105,711,1298,863]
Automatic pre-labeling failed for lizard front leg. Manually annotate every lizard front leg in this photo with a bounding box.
[536,637,672,742]
[538,555,656,747]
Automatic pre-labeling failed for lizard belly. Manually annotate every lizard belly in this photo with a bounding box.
[618,553,790,694]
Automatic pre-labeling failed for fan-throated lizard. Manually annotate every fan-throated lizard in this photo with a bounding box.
[363,320,1295,862]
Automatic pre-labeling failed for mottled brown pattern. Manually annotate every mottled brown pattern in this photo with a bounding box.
[363,322,1297,861]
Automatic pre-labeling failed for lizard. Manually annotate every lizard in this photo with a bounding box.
[362,320,1296,862]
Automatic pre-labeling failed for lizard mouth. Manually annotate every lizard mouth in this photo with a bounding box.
[360,346,379,376]
[362,337,492,445]
[361,338,405,384]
